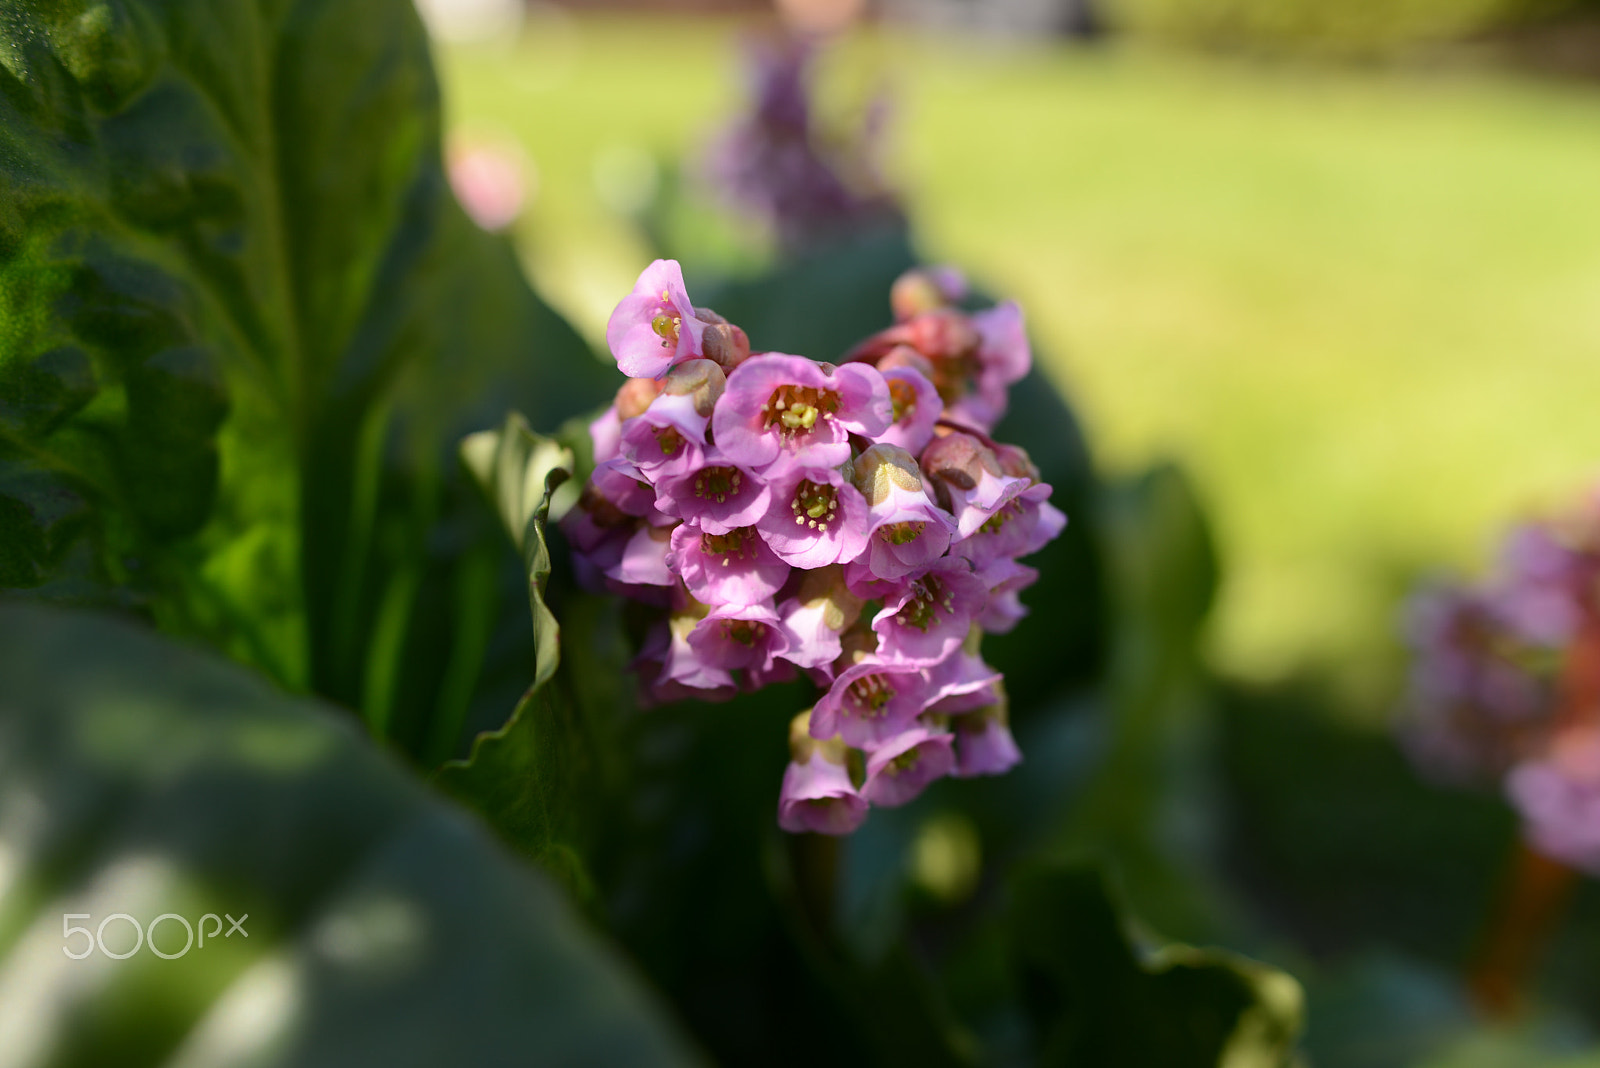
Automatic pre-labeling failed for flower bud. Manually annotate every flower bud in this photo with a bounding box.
[876,344,936,380]
[907,309,980,361]
[890,267,966,321]
[661,358,726,418]
[920,432,1000,491]
[695,308,752,371]
[991,441,1040,482]
[615,377,663,420]
[851,443,925,507]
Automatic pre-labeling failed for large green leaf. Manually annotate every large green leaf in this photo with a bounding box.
[0,0,611,757]
[0,600,699,1067]
[1008,862,1302,1068]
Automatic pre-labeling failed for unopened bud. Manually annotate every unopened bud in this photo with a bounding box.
[877,345,936,379]
[851,443,924,507]
[992,442,1039,482]
[702,320,751,370]
[890,267,967,321]
[907,309,979,361]
[920,432,1001,492]
[661,358,726,417]
[615,377,663,420]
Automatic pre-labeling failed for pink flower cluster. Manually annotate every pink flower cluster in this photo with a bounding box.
[1401,485,1600,873]
[562,259,1060,835]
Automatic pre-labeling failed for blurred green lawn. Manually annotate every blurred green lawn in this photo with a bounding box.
[437,19,1600,699]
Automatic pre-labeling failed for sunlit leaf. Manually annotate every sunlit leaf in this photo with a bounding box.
[0,600,700,1067]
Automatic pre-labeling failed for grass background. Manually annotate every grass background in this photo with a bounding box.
[436,18,1600,704]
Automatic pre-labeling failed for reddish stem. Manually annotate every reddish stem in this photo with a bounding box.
[1468,607,1600,1017]
[1468,840,1576,1018]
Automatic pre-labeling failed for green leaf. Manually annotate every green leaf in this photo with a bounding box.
[458,412,571,700]
[0,599,700,1067]
[1041,464,1240,942]
[0,0,612,756]
[434,413,586,884]
[1009,862,1303,1068]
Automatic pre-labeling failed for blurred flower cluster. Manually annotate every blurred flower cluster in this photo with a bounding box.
[1402,487,1600,872]
[705,36,900,255]
[563,260,1057,834]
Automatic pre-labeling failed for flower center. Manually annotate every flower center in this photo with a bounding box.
[761,384,839,441]
[885,748,923,777]
[897,576,954,632]
[879,521,925,546]
[651,292,682,349]
[979,499,1023,535]
[888,378,918,423]
[722,619,767,646]
[701,527,757,566]
[846,673,896,717]
[652,425,684,456]
[694,465,742,504]
[790,480,839,531]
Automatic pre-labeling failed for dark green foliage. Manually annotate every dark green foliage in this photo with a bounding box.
[1009,863,1301,1067]
[0,600,700,1067]
[0,0,611,763]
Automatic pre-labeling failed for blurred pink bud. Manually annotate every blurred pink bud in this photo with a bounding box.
[448,140,529,232]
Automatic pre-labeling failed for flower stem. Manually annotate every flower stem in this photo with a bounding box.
[1467,838,1576,1018]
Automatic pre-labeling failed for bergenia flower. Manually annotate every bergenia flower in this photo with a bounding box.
[953,707,1022,778]
[975,558,1038,635]
[687,600,792,679]
[811,655,931,749]
[606,259,707,378]
[655,452,770,534]
[1492,524,1585,647]
[876,364,941,456]
[870,558,988,665]
[1399,584,1558,785]
[779,712,868,835]
[713,354,891,474]
[851,443,956,582]
[1507,729,1600,876]
[618,360,724,476]
[953,481,1065,569]
[605,522,676,589]
[667,523,790,607]
[890,266,968,321]
[705,36,901,257]
[637,609,738,702]
[862,724,955,807]
[925,643,1004,715]
[756,465,871,569]
[1399,481,1600,882]
[591,378,666,464]
[958,300,1031,430]
[565,259,1065,834]
[776,565,866,674]
[920,431,1032,539]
